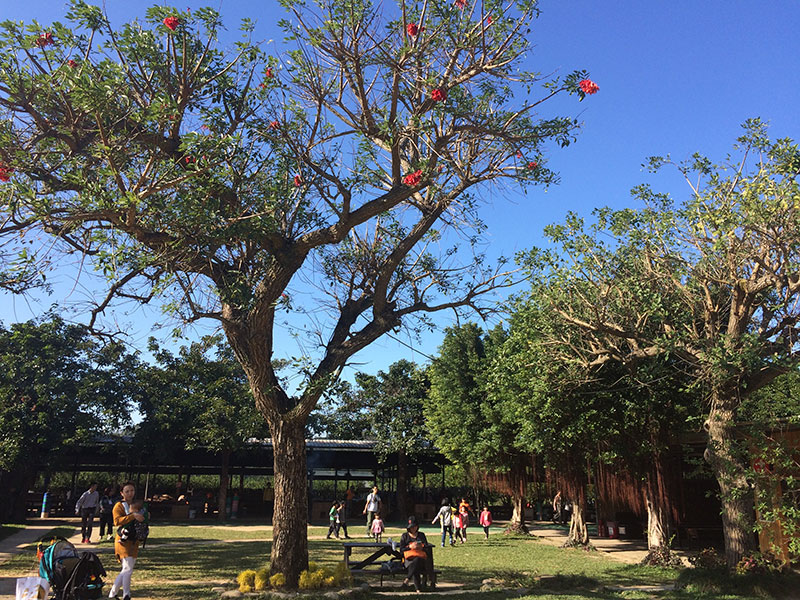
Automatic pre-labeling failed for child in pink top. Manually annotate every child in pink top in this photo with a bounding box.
[479,506,493,540]
[458,506,470,541]
[452,511,464,543]
[370,513,385,542]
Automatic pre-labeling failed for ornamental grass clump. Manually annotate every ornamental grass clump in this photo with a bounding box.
[254,568,270,591]
[237,570,257,593]
[297,561,352,590]
[238,567,290,591]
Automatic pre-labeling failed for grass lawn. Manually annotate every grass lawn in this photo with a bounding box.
[0,524,26,543]
[2,522,797,599]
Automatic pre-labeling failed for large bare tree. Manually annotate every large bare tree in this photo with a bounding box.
[0,0,593,583]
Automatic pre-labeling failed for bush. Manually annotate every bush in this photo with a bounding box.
[297,561,352,590]
[735,552,785,575]
[237,570,257,593]
[254,568,270,591]
[269,572,286,588]
[639,544,683,568]
[688,547,726,570]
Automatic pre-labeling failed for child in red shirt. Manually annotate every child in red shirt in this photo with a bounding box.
[479,506,492,540]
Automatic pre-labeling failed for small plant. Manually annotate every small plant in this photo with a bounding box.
[236,569,257,593]
[735,552,785,575]
[640,537,684,568]
[254,568,270,591]
[689,547,726,570]
[297,561,352,590]
[269,572,286,588]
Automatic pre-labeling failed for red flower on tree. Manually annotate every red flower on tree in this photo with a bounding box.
[0,163,13,182]
[487,15,494,25]
[403,169,423,186]
[516,151,523,159]
[407,23,419,37]
[579,79,599,94]
[527,161,538,170]
[66,59,78,68]
[163,17,180,31]
[264,67,274,79]
[454,0,467,9]
[35,32,54,48]
[269,120,280,130]
[293,174,304,187]
[430,88,447,102]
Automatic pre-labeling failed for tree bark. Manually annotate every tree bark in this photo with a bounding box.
[704,390,757,569]
[269,418,309,586]
[218,450,230,523]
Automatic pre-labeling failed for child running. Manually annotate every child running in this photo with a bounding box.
[431,498,454,547]
[479,506,493,540]
[370,512,385,542]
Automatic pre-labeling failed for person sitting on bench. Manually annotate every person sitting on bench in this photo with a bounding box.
[399,516,435,592]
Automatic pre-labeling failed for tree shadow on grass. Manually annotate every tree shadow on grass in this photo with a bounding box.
[139,540,272,582]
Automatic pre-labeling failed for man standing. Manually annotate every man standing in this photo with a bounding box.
[75,482,100,543]
[362,486,382,537]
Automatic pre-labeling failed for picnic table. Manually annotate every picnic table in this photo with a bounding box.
[342,541,402,570]
[342,541,438,587]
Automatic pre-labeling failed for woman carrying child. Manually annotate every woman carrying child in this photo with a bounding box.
[109,482,145,600]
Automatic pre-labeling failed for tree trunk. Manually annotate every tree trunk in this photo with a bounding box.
[704,390,757,569]
[218,450,230,523]
[644,457,672,550]
[396,449,409,520]
[508,492,528,533]
[269,418,309,587]
[567,502,589,545]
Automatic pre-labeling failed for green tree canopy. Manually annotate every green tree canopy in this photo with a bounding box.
[523,120,800,567]
[0,316,136,521]
[0,0,593,580]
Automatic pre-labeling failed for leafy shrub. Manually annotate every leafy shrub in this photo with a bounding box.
[254,568,270,591]
[640,544,683,568]
[269,572,286,588]
[297,561,352,590]
[237,569,257,593]
[735,552,785,575]
[688,547,726,570]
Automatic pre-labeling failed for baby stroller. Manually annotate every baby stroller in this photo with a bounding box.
[38,538,106,600]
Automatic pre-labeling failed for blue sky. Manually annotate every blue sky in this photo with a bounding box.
[2,0,798,378]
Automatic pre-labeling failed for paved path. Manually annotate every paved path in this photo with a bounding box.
[528,521,691,566]
[0,519,82,599]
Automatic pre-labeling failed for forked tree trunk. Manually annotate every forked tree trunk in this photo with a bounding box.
[568,502,589,545]
[269,418,309,586]
[704,390,757,569]
[218,450,230,523]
